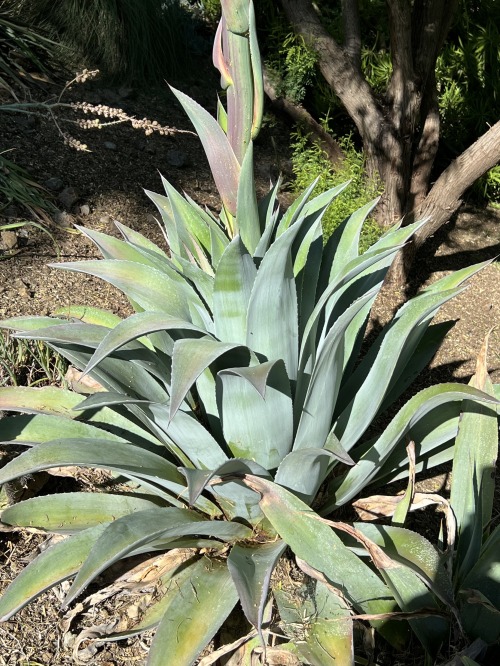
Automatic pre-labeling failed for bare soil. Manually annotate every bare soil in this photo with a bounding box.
[0,70,499,665]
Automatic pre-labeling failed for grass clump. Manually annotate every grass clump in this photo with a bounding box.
[290,130,383,251]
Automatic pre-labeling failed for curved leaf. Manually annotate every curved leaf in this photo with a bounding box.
[0,524,108,621]
[0,438,185,489]
[49,260,197,321]
[84,311,208,377]
[243,476,403,646]
[147,557,238,666]
[170,86,240,216]
[328,384,499,508]
[170,338,248,420]
[1,493,161,533]
[63,507,203,607]
[227,540,286,640]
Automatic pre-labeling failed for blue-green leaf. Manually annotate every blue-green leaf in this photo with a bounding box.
[213,236,257,344]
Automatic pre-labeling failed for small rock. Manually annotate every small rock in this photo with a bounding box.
[166,149,188,167]
[44,176,64,192]
[79,204,90,216]
[58,186,79,209]
[54,210,74,228]
[104,141,117,151]
[13,278,31,299]
[0,230,18,251]
[99,214,112,225]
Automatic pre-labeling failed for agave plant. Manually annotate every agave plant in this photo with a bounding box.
[0,2,498,664]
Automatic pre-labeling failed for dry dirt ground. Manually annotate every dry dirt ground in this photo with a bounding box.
[0,70,499,665]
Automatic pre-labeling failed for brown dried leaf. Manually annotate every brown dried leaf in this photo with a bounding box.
[65,366,105,394]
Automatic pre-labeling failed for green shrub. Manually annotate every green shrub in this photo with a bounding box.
[0,2,498,664]
[291,130,383,250]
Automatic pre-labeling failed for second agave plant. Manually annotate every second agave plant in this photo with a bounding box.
[0,1,498,664]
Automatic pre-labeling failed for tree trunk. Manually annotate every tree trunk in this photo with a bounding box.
[279,0,500,286]
[387,120,500,285]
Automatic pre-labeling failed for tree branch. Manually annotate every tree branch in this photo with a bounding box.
[413,119,500,248]
[263,67,345,166]
[279,0,384,148]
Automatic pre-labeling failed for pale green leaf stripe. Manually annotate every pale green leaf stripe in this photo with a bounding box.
[162,178,211,254]
[84,312,208,377]
[0,524,108,621]
[170,86,240,216]
[55,305,122,328]
[236,141,260,254]
[173,254,215,310]
[246,478,398,628]
[423,259,492,293]
[0,438,185,488]
[214,236,257,344]
[170,338,249,420]
[275,178,318,237]
[1,493,162,533]
[0,386,83,417]
[147,558,238,666]
[145,189,180,258]
[11,323,171,402]
[49,260,194,320]
[78,225,168,268]
[329,384,499,508]
[0,413,127,445]
[0,315,67,331]
[227,541,286,638]
[0,390,164,449]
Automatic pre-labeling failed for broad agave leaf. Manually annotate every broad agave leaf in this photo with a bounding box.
[274,574,354,666]
[0,524,109,621]
[227,540,286,642]
[147,557,238,666]
[450,333,499,581]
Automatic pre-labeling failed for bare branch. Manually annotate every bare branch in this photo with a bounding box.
[263,67,345,166]
[413,119,500,248]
